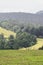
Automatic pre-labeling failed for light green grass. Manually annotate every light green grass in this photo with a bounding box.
[0,50,43,65]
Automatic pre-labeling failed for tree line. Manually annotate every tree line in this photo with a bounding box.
[0,32,37,49]
[19,26,43,38]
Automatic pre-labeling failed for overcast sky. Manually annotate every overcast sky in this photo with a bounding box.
[0,0,43,13]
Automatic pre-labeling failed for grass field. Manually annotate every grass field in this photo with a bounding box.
[0,50,43,65]
[0,27,16,38]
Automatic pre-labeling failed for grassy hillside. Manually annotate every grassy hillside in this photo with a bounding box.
[0,50,43,65]
[0,27,43,50]
[19,38,43,50]
[29,38,43,50]
[0,27,16,38]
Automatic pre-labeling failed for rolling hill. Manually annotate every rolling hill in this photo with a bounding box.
[0,27,43,50]
[19,38,43,50]
[0,27,16,38]
[28,38,43,50]
[0,11,43,32]
[0,11,43,50]
[0,11,43,25]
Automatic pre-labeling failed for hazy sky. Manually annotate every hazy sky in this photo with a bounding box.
[0,0,43,13]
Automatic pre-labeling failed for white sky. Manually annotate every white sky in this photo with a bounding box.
[0,0,43,13]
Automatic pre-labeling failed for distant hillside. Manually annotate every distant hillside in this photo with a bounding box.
[0,11,43,25]
[0,11,43,32]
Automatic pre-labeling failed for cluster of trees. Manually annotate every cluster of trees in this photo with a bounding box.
[20,26,43,38]
[0,20,43,38]
[0,32,37,49]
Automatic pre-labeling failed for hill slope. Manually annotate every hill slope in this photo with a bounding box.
[28,38,43,50]
[0,27,16,38]
[19,38,43,50]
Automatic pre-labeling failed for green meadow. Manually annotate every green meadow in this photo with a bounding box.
[0,27,43,65]
[0,50,43,65]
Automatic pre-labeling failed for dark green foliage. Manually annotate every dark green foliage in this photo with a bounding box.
[38,26,43,37]
[0,32,37,49]
[0,19,43,38]
[23,26,43,38]
[16,32,37,48]
[8,35,15,49]
[0,34,5,49]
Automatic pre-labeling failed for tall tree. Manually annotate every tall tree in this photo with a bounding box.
[0,34,5,49]
[8,35,15,49]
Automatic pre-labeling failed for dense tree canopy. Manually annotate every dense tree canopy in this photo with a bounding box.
[0,32,37,49]
[16,32,37,48]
